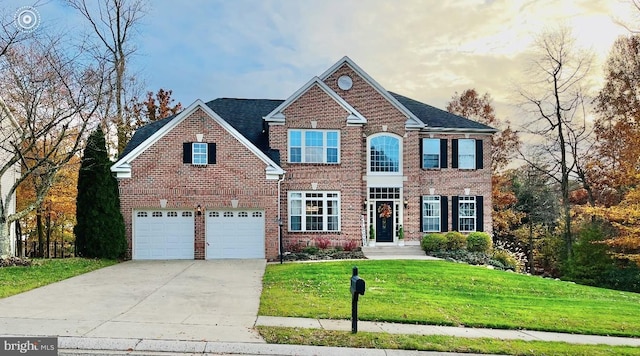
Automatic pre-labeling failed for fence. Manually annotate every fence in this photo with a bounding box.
[16,240,76,259]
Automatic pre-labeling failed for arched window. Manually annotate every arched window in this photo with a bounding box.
[369,134,400,173]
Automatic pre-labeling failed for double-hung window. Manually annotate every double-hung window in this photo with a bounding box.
[458,139,476,169]
[422,138,440,169]
[458,196,476,232]
[192,143,207,165]
[288,130,339,163]
[183,142,216,165]
[289,192,340,232]
[422,196,441,232]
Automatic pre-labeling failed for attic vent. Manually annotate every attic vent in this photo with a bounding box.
[338,75,353,90]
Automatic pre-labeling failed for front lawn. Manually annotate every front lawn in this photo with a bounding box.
[0,258,118,298]
[260,260,640,337]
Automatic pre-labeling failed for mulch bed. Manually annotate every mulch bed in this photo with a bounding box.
[281,249,365,262]
[0,256,32,267]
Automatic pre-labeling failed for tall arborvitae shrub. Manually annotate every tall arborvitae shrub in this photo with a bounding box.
[74,128,126,259]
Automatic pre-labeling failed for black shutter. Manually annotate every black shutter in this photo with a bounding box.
[476,196,484,232]
[451,196,459,231]
[475,139,484,169]
[451,139,458,168]
[440,196,448,232]
[183,142,192,163]
[420,196,424,231]
[419,138,424,169]
[207,143,216,164]
[440,139,448,168]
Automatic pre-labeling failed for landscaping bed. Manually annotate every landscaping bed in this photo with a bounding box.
[281,247,365,262]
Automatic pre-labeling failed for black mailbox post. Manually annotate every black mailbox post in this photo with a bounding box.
[350,266,365,334]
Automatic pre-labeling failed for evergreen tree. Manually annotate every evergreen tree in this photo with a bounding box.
[74,128,126,258]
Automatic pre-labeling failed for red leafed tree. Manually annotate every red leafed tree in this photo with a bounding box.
[127,88,182,127]
[592,35,640,203]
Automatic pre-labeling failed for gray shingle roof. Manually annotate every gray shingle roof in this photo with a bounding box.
[118,98,284,163]
[205,98,283,154]
[119,92,494,162]
[119,114,176,158]
[390,92,496,131]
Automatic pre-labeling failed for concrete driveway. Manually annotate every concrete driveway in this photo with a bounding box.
[0,260,266,343]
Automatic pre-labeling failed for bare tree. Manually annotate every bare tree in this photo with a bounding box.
[517,27,594,260]
[0,38,106,256]
[615,0,640,33]
[65,0,146,155]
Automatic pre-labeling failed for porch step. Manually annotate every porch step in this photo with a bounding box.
[361,245,438,260]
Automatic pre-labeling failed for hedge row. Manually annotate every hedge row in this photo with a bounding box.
[421,231,492,253]
[420,231,519,271]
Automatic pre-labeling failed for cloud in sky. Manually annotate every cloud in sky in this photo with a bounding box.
[27,0,636,125]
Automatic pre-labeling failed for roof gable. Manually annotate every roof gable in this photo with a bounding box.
[319,56,424,129]
[263,76,366,125]
[111,100,284,179]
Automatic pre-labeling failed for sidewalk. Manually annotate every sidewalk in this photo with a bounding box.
[56,316,640,355]
[256,316,640,347]
[57,336,495,356]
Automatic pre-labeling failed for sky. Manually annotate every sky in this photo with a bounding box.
[9,0,638,129]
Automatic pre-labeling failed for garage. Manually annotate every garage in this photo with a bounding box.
[133,210,194,259]
[206,210,265,259]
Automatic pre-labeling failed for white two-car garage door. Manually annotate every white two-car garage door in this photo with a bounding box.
[133,210,194,259]
[206,210,265,259]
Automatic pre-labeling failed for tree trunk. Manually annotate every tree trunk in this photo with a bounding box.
[528,219,534,274]
[36,208,44,258]
[46,210,51,258]
[0,219,11,257]
[554,67,573,261]
[16,221,22,258]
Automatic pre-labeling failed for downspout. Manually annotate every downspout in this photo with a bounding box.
[277,173,286,264]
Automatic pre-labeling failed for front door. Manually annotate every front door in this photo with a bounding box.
[375,201,394,242]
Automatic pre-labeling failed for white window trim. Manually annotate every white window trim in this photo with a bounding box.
[367,133,403,175]
[192,142,208,165]
[288,191,341,232]
[288,129,340,164]
[458,139,476,170]
[422,195,441,232]
[458,196,476,232]
[422,138,440,169]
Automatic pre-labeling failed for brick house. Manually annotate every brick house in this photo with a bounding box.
[111,56,496,260]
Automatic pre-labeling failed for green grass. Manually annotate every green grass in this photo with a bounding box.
[0,258,118,298]
[260,260,640,337]
[257,326,640,356]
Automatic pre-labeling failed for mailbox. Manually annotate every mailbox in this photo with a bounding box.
[350,275,365,295]
[350,266,365,334]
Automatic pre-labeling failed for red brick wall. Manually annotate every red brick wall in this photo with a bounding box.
[117,107,280,260]
[269,85,366,249]
[269,63,493,247]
